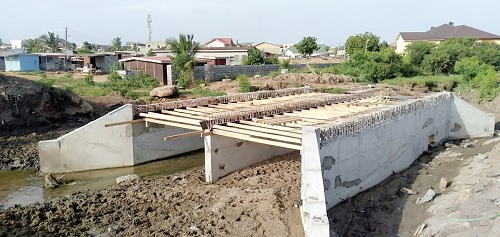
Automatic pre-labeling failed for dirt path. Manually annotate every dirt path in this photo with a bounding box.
[0,152,304,237]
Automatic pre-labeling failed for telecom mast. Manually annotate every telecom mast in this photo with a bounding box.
[147,14,152,42]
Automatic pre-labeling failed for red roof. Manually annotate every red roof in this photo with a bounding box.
[399,24,500,41]
[119,56,208,64]
[204,38,235,46]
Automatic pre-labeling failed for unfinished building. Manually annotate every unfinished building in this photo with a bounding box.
[39,87,494,236]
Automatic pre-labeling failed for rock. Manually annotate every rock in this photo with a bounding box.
[457,187,473,203]
[150,85,178,98]
[444,142,453,148]
[462,143,474,148]
[439,178,448,191]
[400,187,416,195]
[413,223,427,236]
[45,173,61,188]
[416,189,436,205]
[483,137,500,146]
[189,225,200,231]
[116,174,140,184]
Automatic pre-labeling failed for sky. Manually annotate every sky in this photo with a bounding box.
[1,0,499,47]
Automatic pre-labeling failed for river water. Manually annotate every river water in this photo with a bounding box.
[0,151,204,209]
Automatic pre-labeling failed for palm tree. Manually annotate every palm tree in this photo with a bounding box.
[40,32,60,53]
[111,37,122,51]
[22,38,45,53]
[170,34,200,87]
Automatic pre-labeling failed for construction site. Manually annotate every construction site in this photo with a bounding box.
[30,85,494,236]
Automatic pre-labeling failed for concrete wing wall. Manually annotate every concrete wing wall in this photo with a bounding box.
[39,105,136,173]
[132,124,204,164]
[449,94,495,139]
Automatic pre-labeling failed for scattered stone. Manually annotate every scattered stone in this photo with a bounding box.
[463,143,474,148]
[44,173,62,188]
[400,187,416,195]
[189,225,201,231]
[149,85,178,98]
[439,178,448,191]
[457,187,473,203]
[116,174,140,184]
[222,79,231,82]
[487,172,500,178]
[416,189,436,205]
[413,223,427,236]
[483,137,500,146]
[444,142,453,148]
[474,153,488,162]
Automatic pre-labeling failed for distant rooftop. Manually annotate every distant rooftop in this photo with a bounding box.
[399,24,500,41]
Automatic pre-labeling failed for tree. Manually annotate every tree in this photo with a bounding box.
[147,49,156,56]
[405,41,436,67]
[170,34,200,88]
[76,47,93,54]
[349,48,403,83]
[422,38,475,74]
[243,46,264,65]
[345,32,380,55]
[111,37,122,51]
[295,36,320,58]
[82,41,92,50]
[454,56,494,82]
[40,32,60,53]
[472,42,500,70]
[22,38,45,53]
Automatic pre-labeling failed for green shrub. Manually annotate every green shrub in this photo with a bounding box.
[236,74,251,92]
[36,78,56,89]
[280,59,291,69]
[268,71,281,78]
[475,68,500,101]
[191,88,225,97]
[454,56,495,83]
[82,74,94,85]
[264,56,279,65]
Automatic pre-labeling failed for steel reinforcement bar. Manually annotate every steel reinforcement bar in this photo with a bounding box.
[318,92,451,147]
[203,89,381,130]
[132,87,313,116]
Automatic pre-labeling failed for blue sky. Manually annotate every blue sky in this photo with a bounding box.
[1,0,499,46]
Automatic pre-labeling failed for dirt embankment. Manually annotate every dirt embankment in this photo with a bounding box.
[0,75,134,170]
[0,152,303,237]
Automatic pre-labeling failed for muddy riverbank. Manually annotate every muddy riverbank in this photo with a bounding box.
[0,152,304,237]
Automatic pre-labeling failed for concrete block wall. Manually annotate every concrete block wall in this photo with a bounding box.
[204,134,292,183]
[39,105,204,173]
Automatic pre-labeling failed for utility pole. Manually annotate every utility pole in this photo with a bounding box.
[147,14,152,42]
[65,27,68,70]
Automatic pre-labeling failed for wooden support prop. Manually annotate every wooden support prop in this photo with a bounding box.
[105,119,145,127]
[164,131,212,141]
[161,110,206,120]
[213,125,302,144]
[239,120,302,134]
[140,112,201,125]
[226,122,302,138]
[143,118,201,131]
[212,130,302,150]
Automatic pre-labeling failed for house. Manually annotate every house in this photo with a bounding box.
[35,53,67,71]
[284,44,329,58]
[253,42,283,57]
[146,41,168,51]
[395,24,500,54]
[118,56,207,85]
[72,53,119,72]
[1,52,40,71]
[196,46,249,65]
[204,38,235,48]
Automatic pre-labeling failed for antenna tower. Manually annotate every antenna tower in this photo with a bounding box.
[147,14,152,42]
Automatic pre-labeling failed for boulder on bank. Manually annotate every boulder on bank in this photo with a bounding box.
[150,85,178,98]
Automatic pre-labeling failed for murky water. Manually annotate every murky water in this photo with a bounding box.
[0,150,204,209]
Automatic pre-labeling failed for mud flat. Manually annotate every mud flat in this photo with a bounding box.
[0,152,304,237]
[328,137,499,236]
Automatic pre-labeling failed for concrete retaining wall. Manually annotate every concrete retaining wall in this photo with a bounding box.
[204,134,292,183]
[299,92,495,236]
[39,105,203,173]
[449,95,495,139]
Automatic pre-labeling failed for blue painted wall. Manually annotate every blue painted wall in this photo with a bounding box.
[5,54,40,71]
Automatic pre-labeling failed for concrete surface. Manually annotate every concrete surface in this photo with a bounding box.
[39,105,203,173]
[204,134,292,183]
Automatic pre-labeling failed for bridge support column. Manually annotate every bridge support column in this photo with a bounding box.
[204,134,293,183]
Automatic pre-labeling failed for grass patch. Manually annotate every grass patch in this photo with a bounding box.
[236,74,251,92]
[18,70,46,76]
[180,88,225,97]
[268,71,281,78]
[381,75,461,91]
